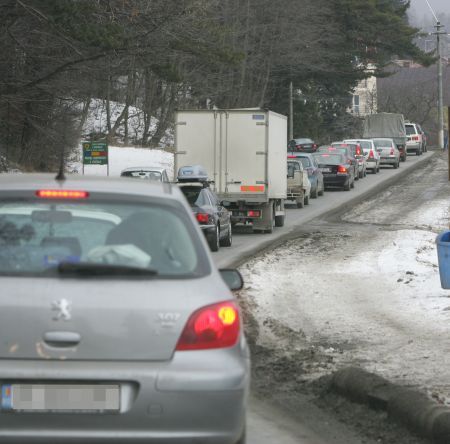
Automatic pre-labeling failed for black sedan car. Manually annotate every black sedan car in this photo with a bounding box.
[288,138,318,153]
[317,145,359,181]
[313,152,355,191]
[178,182,232,252]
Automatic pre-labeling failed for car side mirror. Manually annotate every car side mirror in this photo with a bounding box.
[220,269,244,291]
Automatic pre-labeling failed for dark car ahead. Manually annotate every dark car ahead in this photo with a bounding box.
[178,182,232,252]
[288,138,318,153]
[331,142,367,178]
[287,152,324,198]
[313,152,355,191]
[317,145,359,182]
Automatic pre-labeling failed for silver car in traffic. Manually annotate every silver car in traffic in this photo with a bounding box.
[372,138,401,169]
[0,174,249,443]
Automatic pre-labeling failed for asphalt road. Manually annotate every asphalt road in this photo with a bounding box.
[213,151,435,444]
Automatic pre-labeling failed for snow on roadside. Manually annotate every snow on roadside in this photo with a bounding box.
[69,146,174,178]
[239,195,450,400]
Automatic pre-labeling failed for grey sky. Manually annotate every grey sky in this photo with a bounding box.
[410,0,450,17]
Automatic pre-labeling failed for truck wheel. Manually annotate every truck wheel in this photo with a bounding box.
[296,195,304,208]
[208,225,220,252]
[220,224,232,247]
[304,194,310,205]
[275,214,285,227]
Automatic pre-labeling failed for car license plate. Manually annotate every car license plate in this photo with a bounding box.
[1,384,120,412]
[321,168,331,173]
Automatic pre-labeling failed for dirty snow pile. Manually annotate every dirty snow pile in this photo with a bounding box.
[240,172,450,403]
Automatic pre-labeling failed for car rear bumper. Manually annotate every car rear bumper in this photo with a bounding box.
[0,349,250,443]
[379,157,398,165]
[322,175,349,188]
[406,142,420,152]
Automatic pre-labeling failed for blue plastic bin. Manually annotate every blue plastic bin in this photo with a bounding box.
[436,230,450,289]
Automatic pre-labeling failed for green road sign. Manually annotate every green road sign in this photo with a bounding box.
[83,141,108,165]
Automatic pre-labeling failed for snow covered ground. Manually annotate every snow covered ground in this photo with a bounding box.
[69,145,174,178]
[239,155,450,403]
[81,99,173,147]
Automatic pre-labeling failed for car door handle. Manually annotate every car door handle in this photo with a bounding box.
[43,331,81,347]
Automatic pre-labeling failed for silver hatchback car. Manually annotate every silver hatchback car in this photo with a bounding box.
[0,174,249,444]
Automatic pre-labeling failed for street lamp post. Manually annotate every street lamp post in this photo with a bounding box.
[435,21,445,150]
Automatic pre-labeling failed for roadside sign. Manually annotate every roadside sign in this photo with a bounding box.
[83,141,108,165]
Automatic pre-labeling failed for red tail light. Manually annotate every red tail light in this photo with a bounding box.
[196,213,210,224]
[412,136,419,141]
[296,145,303,150]
[337,165,348,174]
[36,190,89,199]
[369,150,374,159]
[247,210,261,217]
[287,155,297,158]
[390,148,395,155]
[356,146,361,155]
[313,144,318,149]
[176,301,240,351]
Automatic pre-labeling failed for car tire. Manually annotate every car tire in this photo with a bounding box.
[416,149,420,156]
[318,184,324,196]
[359,170,364,179]
[296,196,304,208]
[372,168,377,174]
[304,194,310,205]
[350,179,355,189]
[208,225,220,252]
[275,214,285,227]
[343,181,351,191]
[220,224,232,247]
[393,161,398,169]
[311,184,318,199]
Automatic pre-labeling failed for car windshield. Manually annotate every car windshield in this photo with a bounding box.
[0,199,206,278]
[295,138,312,144]
[314,154,345,165]
[405,125,416,135]
[373,139,393,148]
[121,170,162,181]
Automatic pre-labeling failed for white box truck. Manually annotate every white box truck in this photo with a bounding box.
[174,109,287,233]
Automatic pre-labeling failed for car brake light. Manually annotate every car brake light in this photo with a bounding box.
[296,145,303,150]
[196,213,210,224]
[390,148,395,155]
[176,301,240,351]
[247,210,261,217]
[369,150,374,159]
[412,136,419,141]
[337,165,347,173]
[356,147,361,155]
[287,155,296,158]
[36,190,89,199]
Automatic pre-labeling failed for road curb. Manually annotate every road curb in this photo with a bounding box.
[331,367,450,443]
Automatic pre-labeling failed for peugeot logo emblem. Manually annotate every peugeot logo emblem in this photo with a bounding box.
[52,299,72,321]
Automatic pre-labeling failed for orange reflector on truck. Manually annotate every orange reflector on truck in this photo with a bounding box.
[240,185,265,192]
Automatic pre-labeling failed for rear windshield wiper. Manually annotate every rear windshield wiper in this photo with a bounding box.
[57,262,159,277]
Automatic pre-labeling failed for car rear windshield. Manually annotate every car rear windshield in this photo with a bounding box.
[0,198,208,278]
[314,154,344,165]
[179,186,210,207]
[297,157,311,168]
[121,170,162,181]
[405,125,416,135]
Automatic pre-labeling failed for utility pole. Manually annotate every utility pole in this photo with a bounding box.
[289,81,294,141]
[435,21,445,150]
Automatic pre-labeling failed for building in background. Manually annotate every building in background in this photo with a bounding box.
[349,66,377,117]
